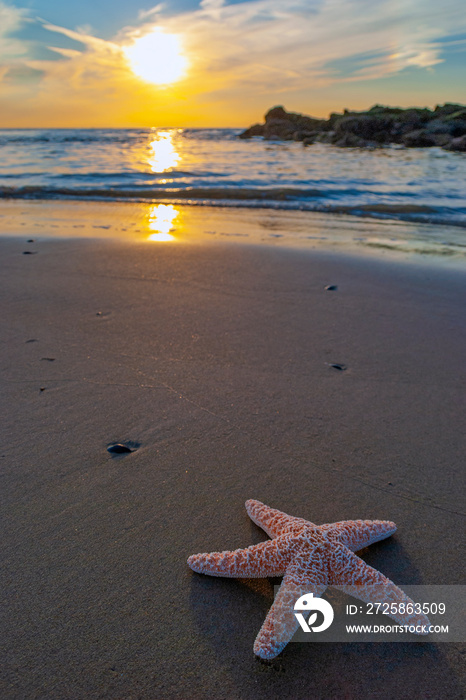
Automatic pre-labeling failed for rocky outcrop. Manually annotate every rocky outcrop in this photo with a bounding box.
[239,104,466,150]
[449,134,466,152]
[239,105,326,142]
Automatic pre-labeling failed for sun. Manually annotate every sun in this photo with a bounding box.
[124,29,187,85]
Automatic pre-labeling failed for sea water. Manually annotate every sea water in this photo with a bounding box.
[1,127,465,255]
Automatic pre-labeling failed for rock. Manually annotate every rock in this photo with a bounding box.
[402,130,438,147]
[238,123,264,139]
[265,106,323,130]
[431,133,454,147]
[315,131,335,143]
[449,135,466,152]
[333,133,375,148]
[264,118,296,140]
[443,111,466,137]
[395,108,432,126]
[426,115,466,139]
[239,103,466,151]
[332,114,395,144]
[426,118,455,135]
[263,105,325,140]
[433,103,466,117]
[265,106,289,121]
[293,130,316,142]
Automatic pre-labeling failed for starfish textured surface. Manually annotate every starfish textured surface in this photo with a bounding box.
[187,500,430,659]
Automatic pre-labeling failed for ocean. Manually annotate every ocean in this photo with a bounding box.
[1,127,466,256]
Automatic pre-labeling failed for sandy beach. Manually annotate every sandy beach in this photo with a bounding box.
[1,218,465,699]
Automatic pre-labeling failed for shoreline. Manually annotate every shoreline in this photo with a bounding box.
[1,198,465,269]
[1,232,465,698]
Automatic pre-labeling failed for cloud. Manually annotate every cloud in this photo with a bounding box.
[0,1,29,61]
[0,0,465,125]
[41,21,120,53]
[156,0,466,92]
[137,4,165,22]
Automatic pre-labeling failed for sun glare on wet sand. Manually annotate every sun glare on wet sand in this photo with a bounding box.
[147,204,179,241]
[124,29,187,85]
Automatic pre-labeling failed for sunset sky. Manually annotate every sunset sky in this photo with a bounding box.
[0,0,465,127]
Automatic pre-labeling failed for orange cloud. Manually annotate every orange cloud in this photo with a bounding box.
[0,0,465,126]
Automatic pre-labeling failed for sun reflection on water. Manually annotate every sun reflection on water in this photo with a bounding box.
[147,204,179,242]
[147,131,180,172]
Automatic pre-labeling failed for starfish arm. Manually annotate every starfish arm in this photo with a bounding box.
[328,544,430,630]
[321,519,397,551]
[245,499,314,538]
[187,539,290,578]
[253,553,327,660]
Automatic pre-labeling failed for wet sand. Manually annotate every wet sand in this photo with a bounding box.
[1,232,465,699]
[2,198,466,260]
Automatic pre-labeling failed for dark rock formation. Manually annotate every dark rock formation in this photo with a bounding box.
[239,105,326,141]
[239,104,466,151]
[402,130,438,148]
[239,123,265,138]
[449,134,466,152]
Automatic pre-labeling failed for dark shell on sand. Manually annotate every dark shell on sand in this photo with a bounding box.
[107,443,133,454]
[107,441,140,455]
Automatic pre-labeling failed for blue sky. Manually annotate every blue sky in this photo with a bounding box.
[1,0,465,126]
[17,0,186,38]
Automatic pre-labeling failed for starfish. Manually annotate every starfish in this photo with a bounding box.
[187,500,430,659]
